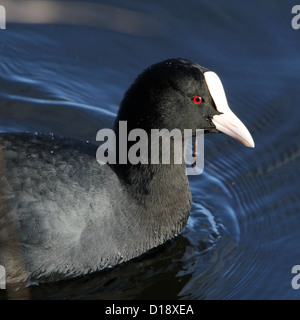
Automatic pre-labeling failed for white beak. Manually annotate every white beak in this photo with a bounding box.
[204,71,255,148]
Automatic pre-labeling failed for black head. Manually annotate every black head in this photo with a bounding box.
[115,58,254,147]
[115,58,220,134]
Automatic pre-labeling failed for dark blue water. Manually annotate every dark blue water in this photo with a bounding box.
[1,0,300,299]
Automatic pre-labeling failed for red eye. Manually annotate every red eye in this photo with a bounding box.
[192,96,203,104]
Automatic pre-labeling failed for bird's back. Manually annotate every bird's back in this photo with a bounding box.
[0,133,127,282]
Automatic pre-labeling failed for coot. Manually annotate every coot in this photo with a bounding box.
[0,59,254,283]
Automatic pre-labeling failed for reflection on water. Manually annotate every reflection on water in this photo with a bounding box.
[2,0,165,36]
[0,0,300,300]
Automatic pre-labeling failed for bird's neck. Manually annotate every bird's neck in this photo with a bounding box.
[112,133,192,231]
[112,133,190,199]
[114,161,192,244]
[109,122,192,240]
